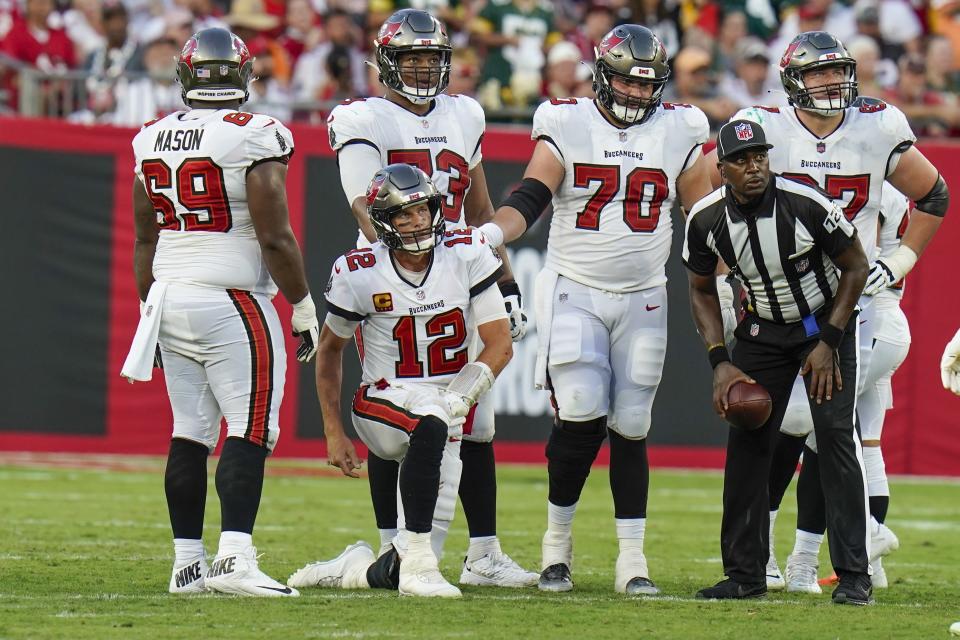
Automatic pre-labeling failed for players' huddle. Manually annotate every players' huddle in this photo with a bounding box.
[123,9,955,604]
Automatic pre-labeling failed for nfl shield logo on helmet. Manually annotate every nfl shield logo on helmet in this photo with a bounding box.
[735,123,754,141]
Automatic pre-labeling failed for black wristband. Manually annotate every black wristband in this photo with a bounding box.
[708,345,731,369]
[819,323,844,350]
[498,280,520,298]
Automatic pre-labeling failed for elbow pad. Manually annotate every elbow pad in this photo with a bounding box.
[501,177,553,228]
[915,175,949,217]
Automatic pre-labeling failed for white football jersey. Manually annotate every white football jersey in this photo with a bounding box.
[327,94,485,231]
[132,108,294,296]
[325,227,503,388]
[532,98,709,293]
[734,102,915,261]
[876,182,911,301]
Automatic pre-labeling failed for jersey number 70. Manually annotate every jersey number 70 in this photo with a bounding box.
[573,164,668,233]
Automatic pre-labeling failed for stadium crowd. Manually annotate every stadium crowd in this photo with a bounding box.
[2,0,960,129]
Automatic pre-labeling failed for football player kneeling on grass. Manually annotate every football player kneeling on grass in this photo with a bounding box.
[288,164,513,597]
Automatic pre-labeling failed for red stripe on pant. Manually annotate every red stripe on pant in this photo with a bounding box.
[352,386,420,432]
[227,289,274,448]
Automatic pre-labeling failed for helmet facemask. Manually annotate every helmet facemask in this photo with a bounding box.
[377,46,452,104]
[786,61,858,116]
[594,60,666,125]
[371,196,445,254]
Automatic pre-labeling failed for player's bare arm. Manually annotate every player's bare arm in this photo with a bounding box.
[886,146,948,257]
[351,195,379,243]
[474,317,513,377]
[314,324,362,477]
[802,238,869,404]
[464,163,517,278]
[483,140,564,245]
[676,153,714,214]
[132,178,159,302]
[704,147,722,189]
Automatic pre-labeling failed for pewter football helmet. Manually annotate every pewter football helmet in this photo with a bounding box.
[374,9,452,105]
[367,164,444,253]
[780,31,858,116]
[593,25,670,125]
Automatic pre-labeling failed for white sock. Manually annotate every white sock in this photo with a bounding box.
[467,535,500,562]
[431,521,449,560]
[217,531,252,556]
[769,510,778,557]
[862,446,890,498]
[405,531,434,559]
[378,528,399,550]
[173,538,204,565]
[547,502,577,536]
[615,518,646,553]
[792,530,824,558]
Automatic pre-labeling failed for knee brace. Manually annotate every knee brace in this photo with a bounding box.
[546,417,607,507]
[398,416,447,534]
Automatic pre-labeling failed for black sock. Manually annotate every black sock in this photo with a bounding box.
[608,430,649,519]
[165,438,209,539]
[367,452,399,530]
[546,418,607,507]
[768,433,806,511]
[869,495,889,524]
[459,440,497,538]
[796,447,826,535]
[398,416,447,533]
[215,437,268,534]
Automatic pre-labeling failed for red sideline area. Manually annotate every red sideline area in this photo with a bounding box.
[1,118,958,474]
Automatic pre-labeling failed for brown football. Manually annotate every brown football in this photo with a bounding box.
[725,382,772,430]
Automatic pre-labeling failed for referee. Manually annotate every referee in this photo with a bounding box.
[682,120,872,604]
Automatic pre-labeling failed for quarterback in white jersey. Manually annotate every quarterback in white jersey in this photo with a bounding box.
[324,8,538,590]
[705,31,950,595]
[123,28,320,598]
[290,164,513,598]
[481,25,713,595]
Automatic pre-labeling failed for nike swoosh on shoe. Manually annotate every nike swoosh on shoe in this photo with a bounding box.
[258,585,293,594]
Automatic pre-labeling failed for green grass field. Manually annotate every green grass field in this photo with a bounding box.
[1,453,958,639]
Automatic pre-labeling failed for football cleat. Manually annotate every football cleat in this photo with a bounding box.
[870,522,899,562]
[766,553,786,591]
[615,550,659,595]
[287,541,374,589]
[832,572,873,605]
[785,552,822,594]
[169,554,208,594]
[398,551,461,598]
[871,558,888,589]
[538,563,573,592]
[459,552,539,588]
[696,578,766,600]
[205,546,299,597]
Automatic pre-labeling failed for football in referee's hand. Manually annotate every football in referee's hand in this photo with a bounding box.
[725,382,772,430]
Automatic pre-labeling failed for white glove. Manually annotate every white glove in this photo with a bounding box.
[499,281,527,342]
[291,295,320,363]
[716,275,738,345]
[864,246,918,296]
[941,328,960,396]
[441,389,472,420]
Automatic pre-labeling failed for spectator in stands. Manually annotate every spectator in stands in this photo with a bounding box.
[930,0,960,70]
[633,0,680,58]
[1,0,77,72]
[664,45,737,129]
[718,37,779,109]
[85,2,143,78]
[110,37,181,126]
[225,0,293,120]
[719,0,779,40]
[471,0,561,109]
[884,52,959,137]
[292,8,367,113]
[184,0,228,33]
[448,46,481,97]
[846,34,896,95]
[712,10,748,75]
[851,0,912,66]
[543,39,592,100]
[855,0,922,55]
[567,2,615,63]
[926,34,960,94]
[770,1,851,63]
[62,0,105,60]
[278,0,322,65]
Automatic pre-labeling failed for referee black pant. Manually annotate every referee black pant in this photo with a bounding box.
[722,309,869,583]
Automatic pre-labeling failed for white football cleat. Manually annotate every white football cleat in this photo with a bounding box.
[169,554,208,594]
[460,552,539,588]
[399,551,461,598]
[766,553,786,591]
[785,552,822,594]
[614,550,659,595]
[205,546,299,597]
[870,522,899,562]
[871,557,888,589]
[287,541,374,589]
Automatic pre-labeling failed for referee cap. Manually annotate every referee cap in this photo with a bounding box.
[717,120,774,161]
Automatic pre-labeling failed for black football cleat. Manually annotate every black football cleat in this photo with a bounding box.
[696,578,767,600]
[538,563,573,592]
[832,572,873,606]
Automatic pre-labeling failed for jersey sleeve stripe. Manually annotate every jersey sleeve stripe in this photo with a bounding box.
[537,135,563,159]
[472,134,484,160]
[885,140,914,178]
[680,143,703,174]
[326,300,366,322]
[246,153,293,174]
[227,289,275,449]
[351,386,421,432]
[338,138,381,153]
[470,266,504,298]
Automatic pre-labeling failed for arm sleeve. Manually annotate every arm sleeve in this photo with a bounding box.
[681,209,720,276]
[471,284,509,326]
[337,142,384,205]
[530,101,564,162]
[324,257,368,322]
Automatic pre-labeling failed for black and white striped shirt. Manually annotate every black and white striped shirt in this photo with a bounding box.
[682,176,858,324]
